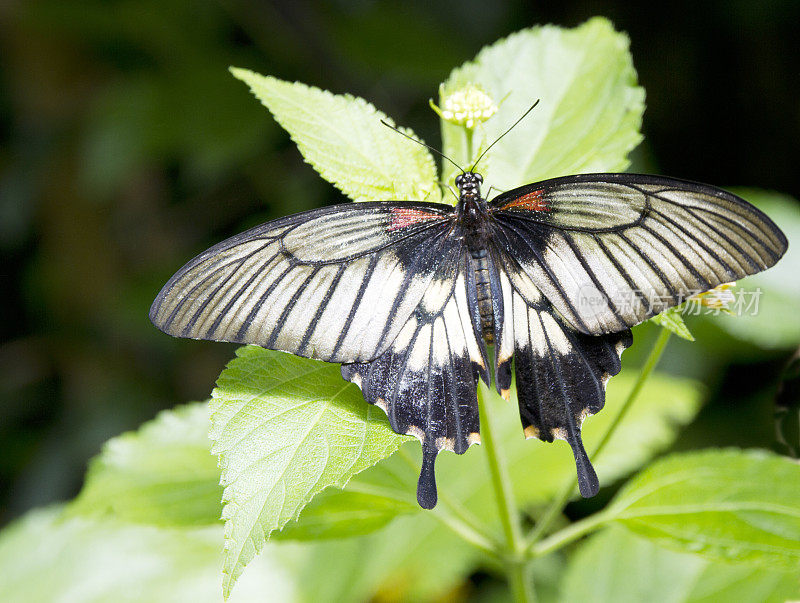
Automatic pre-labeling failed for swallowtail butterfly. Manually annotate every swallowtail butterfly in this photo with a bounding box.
[150,168,787,509]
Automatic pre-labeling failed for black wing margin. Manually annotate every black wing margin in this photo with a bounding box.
[341,238,489,509]
[150,201,454,363]
[490,173,788,335]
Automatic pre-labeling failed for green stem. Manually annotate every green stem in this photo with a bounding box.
[529,510,614,558]
[431,508,500,560]
[479,388,535,602]
[524,328,672,552]
[507,560,536,603]
[465,127,474,166]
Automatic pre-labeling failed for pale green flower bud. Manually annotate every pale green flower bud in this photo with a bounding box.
[430,84,498,129]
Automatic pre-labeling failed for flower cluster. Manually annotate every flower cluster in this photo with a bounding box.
[430,84,498,129]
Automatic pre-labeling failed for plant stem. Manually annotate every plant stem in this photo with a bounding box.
[431,509,501,560]
[524,328,672,552]
[507,560,536,603]
[478,387,535,602]
[529,510,614,558]
[465,128,474,166]
[342,481,496,556]
[479,388,523,551]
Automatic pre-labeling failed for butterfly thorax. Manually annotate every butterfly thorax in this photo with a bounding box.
[455,172,495,342]
[455,171,490,250]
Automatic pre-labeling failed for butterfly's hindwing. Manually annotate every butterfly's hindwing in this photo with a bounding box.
[490,174,788,335]
[149,202,453,363]
[341,243,488,509]
[492,252,632,497]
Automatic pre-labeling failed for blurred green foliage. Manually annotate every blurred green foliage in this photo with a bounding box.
[1,3,800,600]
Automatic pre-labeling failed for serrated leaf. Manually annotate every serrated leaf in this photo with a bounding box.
[0,507,294,603]
[562,526,799,603]
[439,17,645,189]
[210,346,409,598]
[70,399,414,540]
[68,402,222,526]
[651,307,695,341]
[608,449,800,569]
[231,68,441,203]
[274,440,422,542]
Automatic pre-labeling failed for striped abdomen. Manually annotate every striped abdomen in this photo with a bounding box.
[471,249,494,343]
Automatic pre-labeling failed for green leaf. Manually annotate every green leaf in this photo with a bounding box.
[66,366,697,599]
[0,507,294,603]
[269,437,420,542]
[609,448,800,569]
[69,397,414,541]
[210,346,409,598]
[703,189,800,349]
[562,526,800,603]
[651,307,695,341]
[291,508,486,602]
[230,68,441,203]
[273,486,417,541]
[68,402,223,526]
[439,17,645,188]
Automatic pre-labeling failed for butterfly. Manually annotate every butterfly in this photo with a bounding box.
[150,168,787,509]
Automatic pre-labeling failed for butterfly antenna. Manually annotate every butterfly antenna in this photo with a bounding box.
[470,99,540,172]
[380,119,465,175]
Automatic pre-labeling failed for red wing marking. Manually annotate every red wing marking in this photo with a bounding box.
[500,189,549,212]
[388,207,443,231]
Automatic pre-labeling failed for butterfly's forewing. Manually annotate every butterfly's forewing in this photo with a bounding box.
[150,202,454,363]
[342,240,490,509]
[489,174,788,335]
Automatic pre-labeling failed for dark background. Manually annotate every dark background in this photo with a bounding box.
[2,0,799,524]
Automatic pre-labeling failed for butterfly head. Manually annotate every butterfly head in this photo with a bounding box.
[455,172,489,239]
[455,171,483,198]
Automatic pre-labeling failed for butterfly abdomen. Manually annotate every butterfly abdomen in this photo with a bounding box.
[471,248,495,344]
